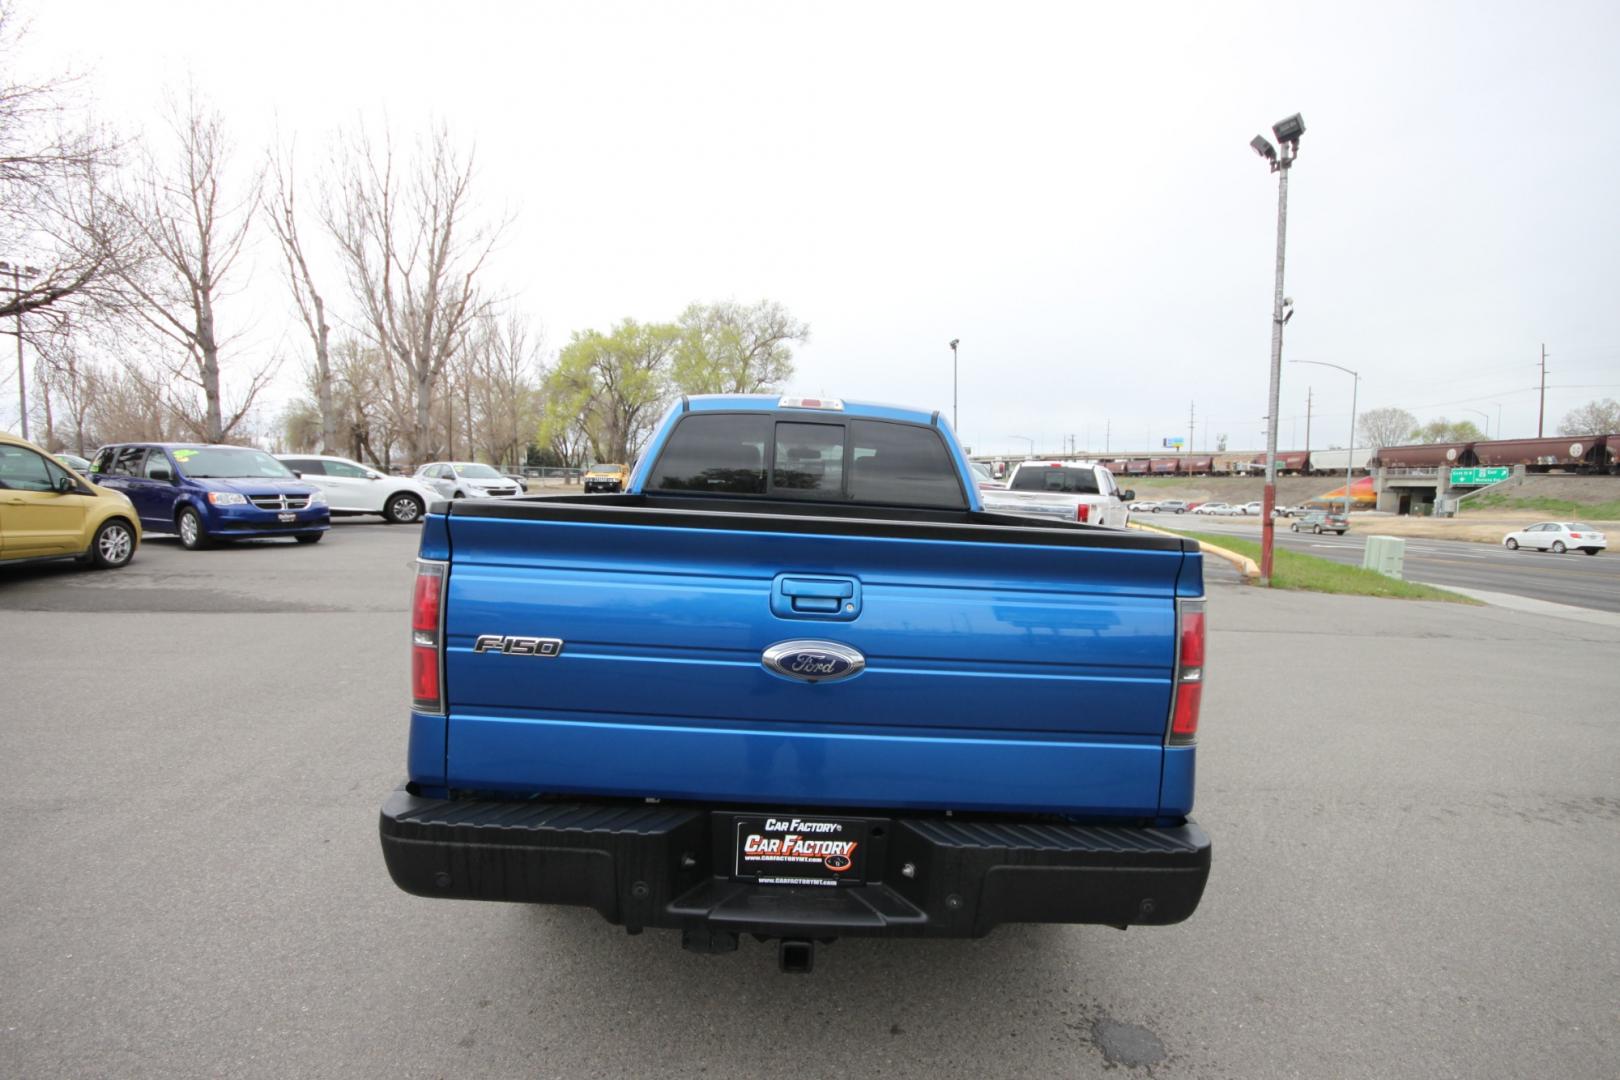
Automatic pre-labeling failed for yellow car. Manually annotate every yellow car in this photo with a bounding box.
[583,462,629,493]
[0,431,140,569]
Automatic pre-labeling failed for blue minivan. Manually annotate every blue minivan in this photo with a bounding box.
[90,443,330,549]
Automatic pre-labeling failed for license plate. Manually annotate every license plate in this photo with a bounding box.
[733,814,866,887]
[278,512,295,522]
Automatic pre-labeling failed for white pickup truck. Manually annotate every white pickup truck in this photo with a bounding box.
[978,460,1134,528]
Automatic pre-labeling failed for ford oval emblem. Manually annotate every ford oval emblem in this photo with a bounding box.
[762,640,866,684]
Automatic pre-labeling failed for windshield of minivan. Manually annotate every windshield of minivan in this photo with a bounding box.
[172,447,295,479]
[455,463,503,478]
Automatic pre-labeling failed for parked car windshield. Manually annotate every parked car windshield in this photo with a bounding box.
[455,463,504,479]
[172,447,295,479]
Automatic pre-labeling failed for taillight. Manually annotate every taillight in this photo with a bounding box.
[1169,598,1205,745]
[1569,533,1582,539]
[1076,503,1091,523]
[412,561,446,713]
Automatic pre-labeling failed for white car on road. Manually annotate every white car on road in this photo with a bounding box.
[277,454,440,524]
[1502,521,1606,556]
[1192,502,1231,515]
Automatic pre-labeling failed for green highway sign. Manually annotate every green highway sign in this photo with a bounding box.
[1448,466,1509,485]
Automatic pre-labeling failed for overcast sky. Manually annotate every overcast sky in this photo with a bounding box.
[10,0,1620,456]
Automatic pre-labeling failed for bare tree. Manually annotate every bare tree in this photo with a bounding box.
[1357,406,1418,449]
[325,123,506,464]
[99,91,272,442]
[467,311,542,467]
[266,141,336,452]
[0,2,122,329]
[37,333,96,453]
[84,361,170,444]
[1558,398,1620,436]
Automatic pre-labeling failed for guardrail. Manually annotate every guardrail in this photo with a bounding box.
[1381,467,1439,477]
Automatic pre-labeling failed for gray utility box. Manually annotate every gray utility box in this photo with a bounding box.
[1362,535,1406,579]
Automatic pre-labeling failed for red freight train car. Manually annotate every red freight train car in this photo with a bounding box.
[1371,443,1476,469]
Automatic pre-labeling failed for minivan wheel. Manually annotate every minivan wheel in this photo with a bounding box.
[90,519,136,568]
[385,493,424,524]
[177,507,211,550]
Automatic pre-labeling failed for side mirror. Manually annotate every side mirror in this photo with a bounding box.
[1121,489,1136,501]
[290,470,302,479]
[55,475,76,494]
[150,467,173,483]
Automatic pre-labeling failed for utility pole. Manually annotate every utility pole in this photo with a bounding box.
[948,339,959,432]
[3,260,40,441]
[1304,387,1312,462]
[1105,420,1110,453]
[1537,344,1548,437]
[1188,401,1195,461]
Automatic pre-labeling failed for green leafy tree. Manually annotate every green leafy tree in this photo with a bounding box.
[540,318,681,463]
[672,299,808,395]
[1409,417,1483,444]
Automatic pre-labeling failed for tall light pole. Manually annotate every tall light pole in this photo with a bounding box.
[1250,113,1304,586]
[948,339,959,432]
[2,259,40,440]
[1291,359,1357,516]
[1464,408,1490,441]
[1010,434,1034,457]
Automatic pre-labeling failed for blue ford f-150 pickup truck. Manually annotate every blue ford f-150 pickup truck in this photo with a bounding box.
[380,395,1209,971]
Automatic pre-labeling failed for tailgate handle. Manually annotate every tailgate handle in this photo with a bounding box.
[773,575,861,620]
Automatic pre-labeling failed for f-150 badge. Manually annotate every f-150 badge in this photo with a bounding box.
[761,640,864,683]
[473,635,563,657]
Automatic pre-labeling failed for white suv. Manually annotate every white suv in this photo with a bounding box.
[413,461,524,500]
[276,454,439,524]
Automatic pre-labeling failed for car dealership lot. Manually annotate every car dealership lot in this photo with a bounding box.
[3,522,1618,1079]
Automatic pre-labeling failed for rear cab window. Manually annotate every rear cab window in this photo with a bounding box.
[1010,464,1101,494]
[648,412,966,509]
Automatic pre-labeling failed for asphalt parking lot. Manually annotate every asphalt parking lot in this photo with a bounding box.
[3,521,1618,1078]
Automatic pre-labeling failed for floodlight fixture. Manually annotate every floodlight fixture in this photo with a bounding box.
[1272,113,1305,147]
[1250,135,1278,162]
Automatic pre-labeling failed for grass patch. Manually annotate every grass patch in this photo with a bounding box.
[1159,528,1480,603]
[1460,493,1620,519]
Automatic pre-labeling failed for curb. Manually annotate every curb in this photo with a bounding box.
[1130,521,1261,582]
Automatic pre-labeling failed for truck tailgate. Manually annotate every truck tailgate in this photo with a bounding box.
[434,500,1197,815]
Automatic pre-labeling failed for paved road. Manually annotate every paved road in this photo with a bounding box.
[1150,512,1620,612]
[3,523,1618,1078]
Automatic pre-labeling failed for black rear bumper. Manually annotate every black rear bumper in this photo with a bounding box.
[379,788,1211,938]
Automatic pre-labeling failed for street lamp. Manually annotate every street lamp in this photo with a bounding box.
[1464,408,1490,441]
[1250,112,1304,586]
[948,339,959,432]
[1010,434,1034,457]
[1290,359,1358,516]
[1,259,41,441]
